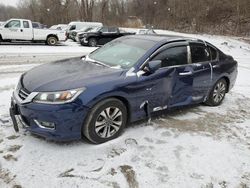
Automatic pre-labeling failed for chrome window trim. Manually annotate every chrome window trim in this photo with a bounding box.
[187,45,192,64]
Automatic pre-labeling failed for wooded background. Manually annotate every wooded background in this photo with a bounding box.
[0,0,250,36]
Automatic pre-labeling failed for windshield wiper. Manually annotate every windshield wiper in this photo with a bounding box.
[83,55,110,68]
[89,60,110,67]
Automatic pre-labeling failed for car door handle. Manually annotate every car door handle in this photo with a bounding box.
[193,63,202,67]
[20,29,23,32]
[179,71,193,76]
[212,65,220,68]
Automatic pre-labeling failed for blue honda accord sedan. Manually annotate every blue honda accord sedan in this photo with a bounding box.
[10,35,238,143]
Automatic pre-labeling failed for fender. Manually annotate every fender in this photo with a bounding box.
[83,90,134,122]
[205,74,231,101]
[87,89,132,107]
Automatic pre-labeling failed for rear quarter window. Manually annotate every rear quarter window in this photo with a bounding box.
[32,23,39,28]
[190,43,210,63]
[208,46,218,60]
[23,21,29,28]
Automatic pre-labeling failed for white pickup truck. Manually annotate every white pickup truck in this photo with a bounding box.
[0,19,66,45]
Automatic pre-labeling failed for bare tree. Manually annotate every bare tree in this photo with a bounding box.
[0,0,249,36]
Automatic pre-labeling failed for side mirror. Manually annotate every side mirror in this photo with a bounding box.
[146,60,162,73]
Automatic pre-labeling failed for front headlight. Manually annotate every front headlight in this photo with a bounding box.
[33,88,86,104]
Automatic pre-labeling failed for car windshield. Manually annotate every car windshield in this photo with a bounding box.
[88,27,101,32]
[83,27,93,32]
[88,38,156,69]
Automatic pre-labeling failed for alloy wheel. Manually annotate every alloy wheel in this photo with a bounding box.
[213,81,226,103]
[95,107,123,138]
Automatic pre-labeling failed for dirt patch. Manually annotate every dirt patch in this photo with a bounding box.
[109,168,117,176]
[125,138,138,148]
[154,94,250,142]
[7,145,22,153]
[0,168,16,184]
[58,168,75,178]
[120,165,139,188]
[6,135,20,140]
[3,154,17,161]
[103,181,120,188]
[12,185,22,188]
[108,148,126,158]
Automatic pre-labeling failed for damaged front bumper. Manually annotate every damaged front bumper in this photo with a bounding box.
[9,94,90,141]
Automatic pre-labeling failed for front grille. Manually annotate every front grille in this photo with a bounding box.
[18,88,30,100]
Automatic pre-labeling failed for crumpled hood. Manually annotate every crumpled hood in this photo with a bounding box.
[22,57,124,92]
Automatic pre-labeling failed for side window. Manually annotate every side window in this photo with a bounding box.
[108,27,117,33]
[152,46,188,68]
[190,43,210,63]
[208,46,218,60]
[23,21,29,28]
[100,27,108,33]
[5,20,21,28]
[32,23,38,28]
[69,25,76,30]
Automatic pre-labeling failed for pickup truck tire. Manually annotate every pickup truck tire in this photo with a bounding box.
[88,38,97,47]
[46,36,58,46]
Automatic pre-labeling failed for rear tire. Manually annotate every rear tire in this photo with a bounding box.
[205,78,227,106]
[83,98,127,144]
[88,38,97,47]
[46,36,58,46]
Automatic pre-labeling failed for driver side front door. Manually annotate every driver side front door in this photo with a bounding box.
[135,44,193,117]
[2,20,22,40]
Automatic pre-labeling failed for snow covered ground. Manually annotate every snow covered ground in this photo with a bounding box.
[0,31,250,188]
[0,41,96,65]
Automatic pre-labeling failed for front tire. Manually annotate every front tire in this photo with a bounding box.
[88,38,97,47]
[83,98,127,144]
[205,78,227,106]
[46,36,58,46]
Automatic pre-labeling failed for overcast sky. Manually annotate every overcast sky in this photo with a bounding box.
[0,0,19,7]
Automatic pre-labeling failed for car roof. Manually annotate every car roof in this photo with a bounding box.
[125,34,204,44]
